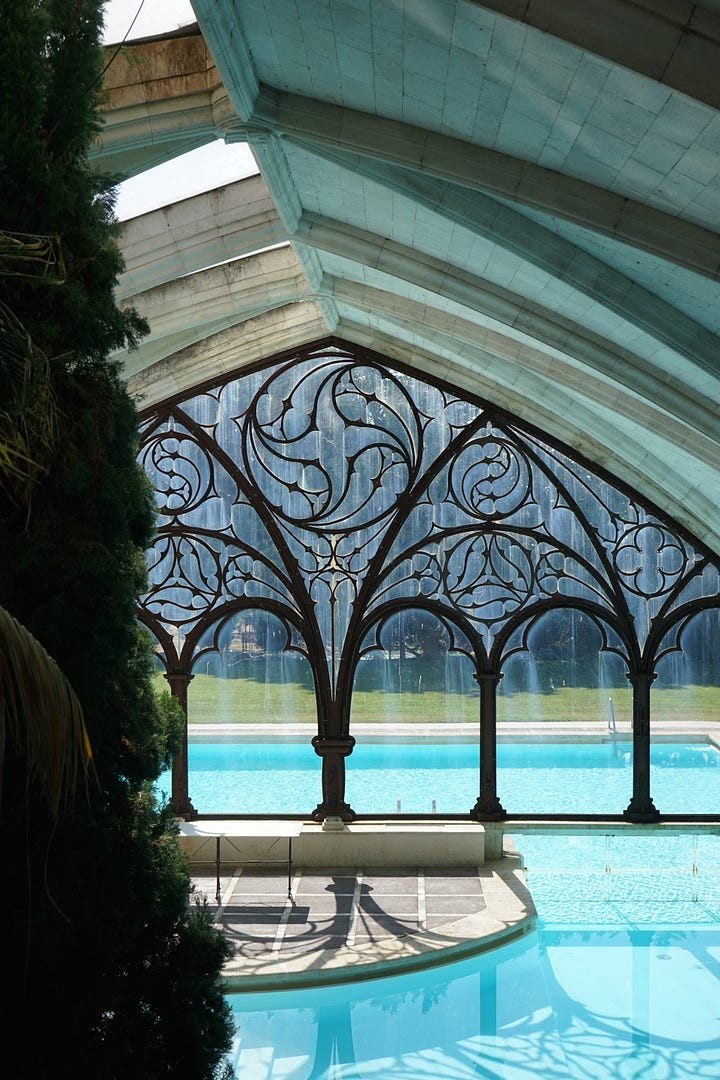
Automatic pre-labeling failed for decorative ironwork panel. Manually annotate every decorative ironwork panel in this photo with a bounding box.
[518,428,715,651]
[369,421,622,652]
[139,414,299,647]
[137,341,720,691]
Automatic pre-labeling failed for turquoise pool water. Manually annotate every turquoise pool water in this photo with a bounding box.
[226,832,720,1078]
[158,739,720,815]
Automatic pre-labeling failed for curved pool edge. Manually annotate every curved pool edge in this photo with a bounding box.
[222,916,537,994]
[218,855,536,994]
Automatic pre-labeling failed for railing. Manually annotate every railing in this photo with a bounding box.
[514,830,720,911]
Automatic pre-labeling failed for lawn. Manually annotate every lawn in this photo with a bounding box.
[153,672,720,726]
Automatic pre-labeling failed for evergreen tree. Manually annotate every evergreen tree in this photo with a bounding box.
[0,3,234,1076]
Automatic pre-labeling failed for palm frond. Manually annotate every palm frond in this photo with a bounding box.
[0,606,95,815]
[0,230,66,284]
[0,299,58,505]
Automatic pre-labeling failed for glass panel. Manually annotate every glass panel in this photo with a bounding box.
[347,611,479,814]
[185,611,319,814]
[652,608,720,814]
[498,611,632,814]
[103,0,196,43]
[138,344,720,820]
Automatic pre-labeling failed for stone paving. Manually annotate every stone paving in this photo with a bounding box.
[192,855,535,990]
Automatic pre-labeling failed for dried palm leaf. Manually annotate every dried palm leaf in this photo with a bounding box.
[0,606,95,815]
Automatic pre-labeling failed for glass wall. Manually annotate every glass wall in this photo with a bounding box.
[651,610,720,815]
[497,612,632,815]
[137,342,720,820]
[348,611,479,814]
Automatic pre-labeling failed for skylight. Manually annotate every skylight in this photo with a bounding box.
[102,0,196,45]
[102,2,260,221]
[113,140,260,221]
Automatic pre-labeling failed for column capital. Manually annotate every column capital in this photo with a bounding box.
[312,734,356,758]
[626,670,657,688]
[163,669,194,692]
[473,670,504,686]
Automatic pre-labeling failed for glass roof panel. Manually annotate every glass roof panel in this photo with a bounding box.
[102,0,196,45]
[114,140,259,220]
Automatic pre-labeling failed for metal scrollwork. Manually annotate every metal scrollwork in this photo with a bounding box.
[243,360,423,534]
[613,521,687,598]
[449,432,533,521]
[140,431,216,518]
[144,534,223,625]
[443,533,534,620]
[137,342,720,771]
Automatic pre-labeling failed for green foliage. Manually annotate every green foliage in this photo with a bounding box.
[0,2,233,1074]
[156,686,188,767]
[0,0,147,362]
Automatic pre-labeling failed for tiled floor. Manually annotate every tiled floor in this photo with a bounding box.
[192,858,535,990]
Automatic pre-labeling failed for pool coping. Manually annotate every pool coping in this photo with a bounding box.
[186,721,720,744]
[210,853,536,993]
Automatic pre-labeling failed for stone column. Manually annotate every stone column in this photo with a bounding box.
[164,670,195,819]
[471,671,506,820]
[623,671,660,822]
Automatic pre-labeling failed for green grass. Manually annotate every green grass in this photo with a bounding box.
[187,673,318,724]
[153,672,720,726]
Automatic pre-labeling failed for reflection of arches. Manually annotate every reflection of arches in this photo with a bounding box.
[307,1000,358,1080]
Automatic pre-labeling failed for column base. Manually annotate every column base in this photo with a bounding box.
[623,799,660,823]
[311,802,355,823]
[470,798,506,822]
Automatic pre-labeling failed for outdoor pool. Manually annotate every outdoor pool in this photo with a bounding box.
[226,831,720,1078]
[158,738,720,816]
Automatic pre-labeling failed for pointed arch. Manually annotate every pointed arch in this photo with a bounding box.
[138,339,720,821]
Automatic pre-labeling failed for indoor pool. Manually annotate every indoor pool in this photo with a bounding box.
[226,832,720,1079]
[157,738,720,815]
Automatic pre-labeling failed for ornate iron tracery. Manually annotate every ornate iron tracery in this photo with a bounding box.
[137,340,720,822]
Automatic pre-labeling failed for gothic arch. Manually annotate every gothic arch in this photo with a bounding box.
[137,339,720,821]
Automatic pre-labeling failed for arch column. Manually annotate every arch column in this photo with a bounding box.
[311,735,356,821]
[624,671,660,822]
[471,671,506,820]
[164,670,196,819]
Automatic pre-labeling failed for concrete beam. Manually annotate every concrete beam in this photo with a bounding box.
[252,90,720,281]
[119,247,310,373]
[95,29,234,178]
[296,213,720,443]
[474,0,720,113]
[294,146,720,377]
[127,302,329,407]
[117,175,286,298]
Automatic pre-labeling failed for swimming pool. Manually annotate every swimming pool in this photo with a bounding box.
[158,738,720,816]
[226,832,720,1078]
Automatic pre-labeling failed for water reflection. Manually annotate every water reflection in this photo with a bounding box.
[230,924,720,1078]
[228,835,720,1079]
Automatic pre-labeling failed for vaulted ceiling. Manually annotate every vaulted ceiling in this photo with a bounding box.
[95,1,720,556]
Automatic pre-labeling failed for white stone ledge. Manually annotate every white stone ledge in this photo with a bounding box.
[178,819,487,868]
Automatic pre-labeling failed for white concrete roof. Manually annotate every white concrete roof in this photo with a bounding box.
[96,3,720,555]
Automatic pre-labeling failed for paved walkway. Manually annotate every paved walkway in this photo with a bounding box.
[192,854,535,991]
